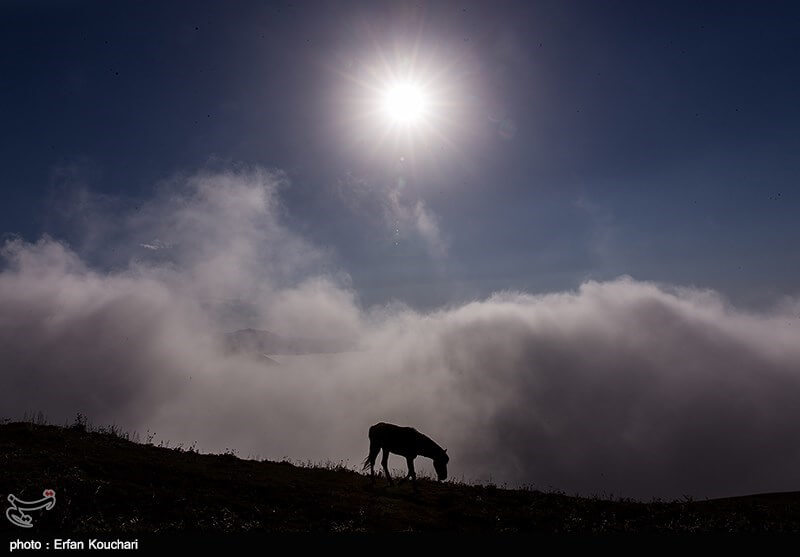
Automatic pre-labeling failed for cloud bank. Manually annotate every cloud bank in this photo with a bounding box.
[2,166,800,499]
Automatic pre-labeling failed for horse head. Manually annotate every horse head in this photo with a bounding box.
[433,448,449,481]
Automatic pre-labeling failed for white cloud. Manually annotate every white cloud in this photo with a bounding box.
[336,172,449,257]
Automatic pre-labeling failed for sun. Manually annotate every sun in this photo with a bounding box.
[380,81,430,126]
[335,45,463,159]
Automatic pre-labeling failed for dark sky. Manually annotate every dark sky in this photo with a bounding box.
[2,0,799,309]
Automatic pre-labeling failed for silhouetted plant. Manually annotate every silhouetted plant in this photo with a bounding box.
[71,412,87,432]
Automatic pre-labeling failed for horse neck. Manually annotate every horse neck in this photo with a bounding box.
[418,435,443,460]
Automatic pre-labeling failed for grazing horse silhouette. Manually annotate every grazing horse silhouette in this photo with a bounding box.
[362,422,449,484]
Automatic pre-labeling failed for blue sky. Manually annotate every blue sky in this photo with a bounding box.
[3,0,799,310]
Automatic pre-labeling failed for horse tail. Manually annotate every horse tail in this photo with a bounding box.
[363,424,381,470]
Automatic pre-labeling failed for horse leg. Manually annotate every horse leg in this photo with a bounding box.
[367,441,380,482]
[381,448,393,485]
[405,456,416,482]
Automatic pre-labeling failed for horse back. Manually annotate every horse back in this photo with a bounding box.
[369,422,421,456]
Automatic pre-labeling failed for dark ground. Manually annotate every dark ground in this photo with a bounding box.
[2,421,800,534]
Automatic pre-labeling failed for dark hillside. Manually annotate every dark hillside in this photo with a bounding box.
[2,422,800,533]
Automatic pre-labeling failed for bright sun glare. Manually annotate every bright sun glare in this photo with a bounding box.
[381,81,429,126]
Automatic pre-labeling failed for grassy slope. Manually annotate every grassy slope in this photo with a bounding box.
[2,422,800,533]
